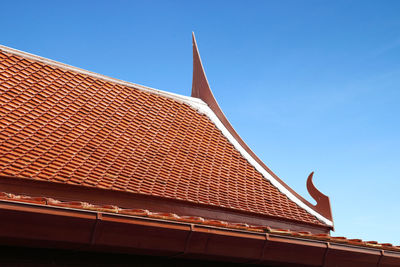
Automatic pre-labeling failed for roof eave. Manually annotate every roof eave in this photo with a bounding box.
[0,199,397,266]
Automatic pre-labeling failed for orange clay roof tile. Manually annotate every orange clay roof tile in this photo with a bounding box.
[0,49,323,226]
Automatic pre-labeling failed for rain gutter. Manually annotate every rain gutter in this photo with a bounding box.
[0,199,398,266]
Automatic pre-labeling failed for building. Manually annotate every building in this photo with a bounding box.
[0,34,398,266]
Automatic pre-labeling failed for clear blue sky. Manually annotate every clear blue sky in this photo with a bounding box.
[1,1,399,244]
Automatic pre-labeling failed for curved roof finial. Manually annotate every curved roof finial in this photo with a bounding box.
[191,32,219,110]
[306,172,333,222]
[191,32,333,228]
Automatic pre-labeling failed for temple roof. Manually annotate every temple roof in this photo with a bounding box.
[0,39,332,230]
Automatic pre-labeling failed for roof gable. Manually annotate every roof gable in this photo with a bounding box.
[0,42,330,229]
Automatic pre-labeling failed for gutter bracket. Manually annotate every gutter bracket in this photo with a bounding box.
[171,224,194,258]
[245,232,269,264]
[183,224,194,255]
[322,242,330,267]
[90,212,103,245]
[377,250,384,267]
[259,233,269,263]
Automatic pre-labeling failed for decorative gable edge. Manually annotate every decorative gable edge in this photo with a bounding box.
[190,33,334,227]
[187,99,333,227]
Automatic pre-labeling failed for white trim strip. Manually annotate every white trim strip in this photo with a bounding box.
[182,100,333,226]
[0,44,332,226]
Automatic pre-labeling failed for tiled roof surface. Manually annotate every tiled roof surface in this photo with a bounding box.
[0,191,398,252]
[0,50,322,226]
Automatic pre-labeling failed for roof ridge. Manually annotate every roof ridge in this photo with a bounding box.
[0,44,204,107]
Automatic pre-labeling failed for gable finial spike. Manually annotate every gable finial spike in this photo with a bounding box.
[191,33,215,106]
[190,33,333,227]
[306,172,334,223]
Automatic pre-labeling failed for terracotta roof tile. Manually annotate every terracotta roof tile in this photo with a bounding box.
[0,50,323,226]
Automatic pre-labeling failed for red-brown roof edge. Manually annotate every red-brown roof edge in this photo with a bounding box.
[0,175,330,233]
[0,192,398,266]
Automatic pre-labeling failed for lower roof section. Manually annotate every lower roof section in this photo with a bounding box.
[0,175,329,233]
[0,190,398,267]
